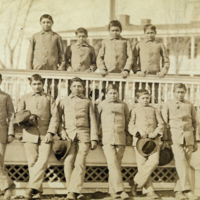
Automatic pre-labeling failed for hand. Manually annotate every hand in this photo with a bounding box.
[91,141,98,150]
[67,66,74,72]
[28,115,37,125]
[85,68,93,73]
[8,135,14,143]
[137,71,145,77]
[156,72,165,78]
[61,131,70,141]
[148,132,158,139]
[44,133,53,144]
[121,71,129,79]
[138,130,147,138]
[100,69,108,77]
[193,142,198,152]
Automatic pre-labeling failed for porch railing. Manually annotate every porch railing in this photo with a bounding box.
[1,69,200,196]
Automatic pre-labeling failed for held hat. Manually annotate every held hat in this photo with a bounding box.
[11,110,31,124]
[136,136,158,157]
[52,139,72,161]
[158,147,173,166]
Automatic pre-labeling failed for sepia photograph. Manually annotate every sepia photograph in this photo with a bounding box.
[0,0,200,200]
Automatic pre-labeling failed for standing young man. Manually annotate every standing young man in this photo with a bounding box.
[17,74,59,199]
[0,74,15,200]
[58,77,98,200]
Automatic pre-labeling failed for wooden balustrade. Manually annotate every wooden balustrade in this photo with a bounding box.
[1,69,200,195]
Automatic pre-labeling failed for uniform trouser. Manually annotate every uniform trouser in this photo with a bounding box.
[0,143,13,191]
[134,147,159,194]
[102,144,125,194]
[23,140,52,192]
[64,139,90,194]
[171,144,193,192]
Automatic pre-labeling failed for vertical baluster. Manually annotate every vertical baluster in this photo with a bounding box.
[56,79,62,104]
[185,84,188,100]
[92,80,95,105]
[158,83,161,106]
[15,77,20,107]
[190,84,194,104]
[145,82,148,90]
[132,82,135,107]
[113,81,115,85]
[23,78,28,95]
[105,81,109,99]
[51,79,55,99]
[171,83,174,99]
[196,85,200,140]
[125,82,129,103]
[6,77,9,94]
[86,80,89,98]
[98,80,102,103]
[119,81,122,100]
[44,78,48,93]
[164,83,168,102]
[65,79,69,97]
[139,82,142,90]
[152,82,155,106]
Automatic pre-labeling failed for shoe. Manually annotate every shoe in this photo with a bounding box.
[183,191,198,200]
[32,192,42,199]
[110,193,121,199]
[3,184,15,200]
[146,191,161,199]
[76,193,85,200]
[129,180,137,197]
[23,188,33,199]
[66,192,75,200]
[175,191,187,200]
[120,191,131,200]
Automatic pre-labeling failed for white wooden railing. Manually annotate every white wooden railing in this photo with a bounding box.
[1,69,200,196]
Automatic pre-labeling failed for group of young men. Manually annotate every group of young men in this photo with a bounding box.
[0,14,198,200]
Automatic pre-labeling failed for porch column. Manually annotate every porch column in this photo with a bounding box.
[190,35,195,77]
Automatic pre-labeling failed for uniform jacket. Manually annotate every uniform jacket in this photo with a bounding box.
[128,104,165,146]
[97,36,133,73]
[65,42,96,72]
[133,39,170,74]
[17,92,59,143]
[0,90,14,144]
[26,30,65,70]
[97,98,129,145]
[57,94,98,143]
[162,99,197,145]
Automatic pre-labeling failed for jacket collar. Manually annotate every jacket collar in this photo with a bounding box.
[110,35,122,40]
[106,98,121,103]
[137,103,151,108]
[76,41,89,47]
[30,91,44,96]
[173,98,185,104]
[70,93,85,99]
[145,38,157,43]
[40,30,54,35]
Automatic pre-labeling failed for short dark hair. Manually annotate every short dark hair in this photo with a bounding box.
[136,89,150,99]
[143,24,156,33]
[29,74,44,85]
[75,27,88,36]
[70,77,85,87]
[108,20,122,31]
[40,14,54,23]
[106,84,119,93]
[173,83,187,92]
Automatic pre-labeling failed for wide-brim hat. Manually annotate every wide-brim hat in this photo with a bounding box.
[136,137,158,157]
[52,139,72,161]
[158,147,173,166]
[11,110,31,124]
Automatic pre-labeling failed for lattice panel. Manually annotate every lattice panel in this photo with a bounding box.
[5,165,178,183]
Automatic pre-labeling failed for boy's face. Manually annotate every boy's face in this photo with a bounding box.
[109,26,121,39]
[174,88,186,102]
[30,80,44,94]
[76,32,87,44]
[107,89,119,101]
[40,18,53,31]
[144,28,156,41]
[70,81,84,96]
[138,94,150,106]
